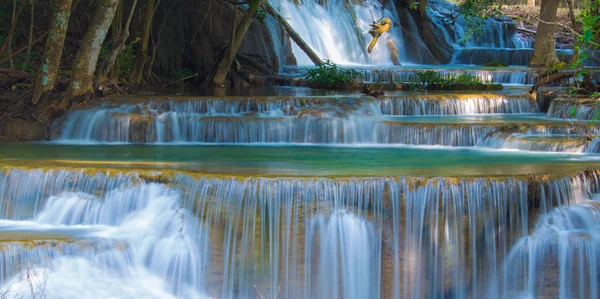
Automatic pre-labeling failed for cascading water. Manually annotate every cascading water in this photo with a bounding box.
[267,0,407,65]
[1,167,599,298]
[265,0,533,66]
[55,96,548,145]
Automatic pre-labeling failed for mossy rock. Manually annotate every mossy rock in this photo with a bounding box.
[482,62,509,67]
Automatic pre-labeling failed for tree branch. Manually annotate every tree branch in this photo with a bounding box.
[0,33,48,66]
[0,0,27,58]
[536,17,581,37]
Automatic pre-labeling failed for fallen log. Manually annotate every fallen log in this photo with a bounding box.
[368,18,392,53]
[531,71,577,92]
[529,70,577,100]
[262,3,322,66]
[517,27,536,35]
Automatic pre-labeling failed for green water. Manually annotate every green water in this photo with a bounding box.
[1,143,598,177]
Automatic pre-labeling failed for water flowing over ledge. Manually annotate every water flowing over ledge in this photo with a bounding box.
[282,66,539,85]
[0,167,599,298]
[53,95,542,144]
[547,97,600,120]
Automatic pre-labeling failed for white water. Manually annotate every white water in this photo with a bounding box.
[1,168,599,298]
[1,183,207,299]
[268,0,407,65]
[267,0,533,66]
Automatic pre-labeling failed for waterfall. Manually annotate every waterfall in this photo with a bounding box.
[264,0,532,66]
[54,95,541,144]
[267,0,407,65]
[493,199,600,298]
[547,97,600,120]
[353,67,538,85]
[480,133,589,153]
[1,167,599,298]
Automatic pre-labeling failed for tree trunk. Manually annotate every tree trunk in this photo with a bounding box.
[565,0,581,65]
[23,0,34,71]
[130,0,155,84]
[528,0,560,68]
[527,0,536,7]
[211,0,263,87]
[65,0,119,100]
[95,0,139,89]
[263,3,322,65]
[7,0,17,69]
[419,0,427,17]
[31,0,72,105]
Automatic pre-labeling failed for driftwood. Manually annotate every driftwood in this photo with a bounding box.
[162,73,199,86]
[368,18,392,53]
[362,84,385,97]
[262,3,322,65]
[517,27,536,35]
[387,39,401,66]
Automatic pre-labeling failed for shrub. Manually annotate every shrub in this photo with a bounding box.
[410,71,485,90]
[304,60,362,89]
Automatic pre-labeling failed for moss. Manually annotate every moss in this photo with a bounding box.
[482,62,509,67]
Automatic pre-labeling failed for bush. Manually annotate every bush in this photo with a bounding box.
[304,60,362,89]
[410,71,487,90]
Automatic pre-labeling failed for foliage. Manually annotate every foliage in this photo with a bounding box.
[410,71,486,90]
[116,43,137,79]
[303,60,362,89]
[175,68,197,80]
[572,0,600,68]
[255,8,267,24]
[100,41,138,81]
[0,35,38,73]
[457,0,503,42]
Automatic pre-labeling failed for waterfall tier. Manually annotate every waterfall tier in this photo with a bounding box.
[54,96,548,144]
[0,167,599,298]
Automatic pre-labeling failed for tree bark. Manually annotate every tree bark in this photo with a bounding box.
[66,0,119,100]
[528,0,560,68]
[419,0,427,17]
[263,3,322,65]
[529,70,577,100]
[565,0,581,65]
[527,0,536,7]
[95,0,139,88]
[211,0,263,87]
[130,0,154,84]
[31,0,72,105]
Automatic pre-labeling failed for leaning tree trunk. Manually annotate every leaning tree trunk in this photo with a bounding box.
[419,0,427,17]
[263,3,322,65]
[528,0,560,68]
[211,0,263,87]
[95,0,139,89]
[130,0,154,85]
[31,0,72,105]
[65,0,119,102]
